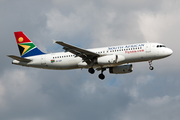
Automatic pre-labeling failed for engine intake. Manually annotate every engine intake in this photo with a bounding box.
[109,64,133,74]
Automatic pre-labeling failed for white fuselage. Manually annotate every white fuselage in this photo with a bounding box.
[12,42,173,70]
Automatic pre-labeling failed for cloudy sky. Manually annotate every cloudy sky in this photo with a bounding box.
[0,0,180,120]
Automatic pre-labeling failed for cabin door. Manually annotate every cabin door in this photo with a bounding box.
[41,55,46,65]
[146,43,151,53]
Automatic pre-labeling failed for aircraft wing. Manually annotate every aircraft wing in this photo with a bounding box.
[7,55,32,62]
[55,41,99,64]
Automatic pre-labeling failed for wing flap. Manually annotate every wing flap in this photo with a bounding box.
[7,55,32,62]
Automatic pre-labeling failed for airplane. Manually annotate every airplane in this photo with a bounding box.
[8,31,173,80]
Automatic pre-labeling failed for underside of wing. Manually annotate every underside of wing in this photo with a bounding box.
[55,41,100,64]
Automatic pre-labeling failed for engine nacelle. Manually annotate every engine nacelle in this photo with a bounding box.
[97,55,125,64]
[78,61,88,67]
[109,64,133,74]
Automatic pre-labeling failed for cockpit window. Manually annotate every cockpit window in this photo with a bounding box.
[157,45,166,48]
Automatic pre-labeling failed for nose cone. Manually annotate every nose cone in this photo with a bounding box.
[166,48,173,56]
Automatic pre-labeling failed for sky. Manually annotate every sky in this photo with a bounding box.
[0,0,180,120]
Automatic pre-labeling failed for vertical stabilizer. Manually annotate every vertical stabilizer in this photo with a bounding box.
[14,31,45,57]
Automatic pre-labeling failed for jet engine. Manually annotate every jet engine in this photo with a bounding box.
[97,55,125,64]
[109,64,133,74]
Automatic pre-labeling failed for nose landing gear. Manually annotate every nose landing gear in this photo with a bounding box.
[148,60,154,70]
[149,66,154,70]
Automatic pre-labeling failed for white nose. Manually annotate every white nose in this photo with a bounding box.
[166,48,173,56]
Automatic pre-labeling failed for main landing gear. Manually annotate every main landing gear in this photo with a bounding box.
[98,68,106,80]
[148,60,154,70]
[99,74,105,80]
[88,67,95,74]
[88,68,106,80]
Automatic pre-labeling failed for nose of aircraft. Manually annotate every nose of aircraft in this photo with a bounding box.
[166,48,173,56]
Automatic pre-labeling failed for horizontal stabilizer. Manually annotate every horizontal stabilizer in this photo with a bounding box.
[7,55,32,62]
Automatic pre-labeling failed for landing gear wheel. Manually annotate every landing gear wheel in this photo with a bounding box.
[99,73,105,80]
[149,66,154,70]
[88,68,95,74]
[148,60,154,70]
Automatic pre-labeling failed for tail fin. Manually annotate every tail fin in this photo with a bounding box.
[14,31,45,57]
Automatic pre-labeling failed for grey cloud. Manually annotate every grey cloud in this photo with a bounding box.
[120,95,180,120]
[45,0,163,47]
[0,69,132,120]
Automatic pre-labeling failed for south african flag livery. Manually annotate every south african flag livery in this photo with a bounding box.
[14,31,45,58]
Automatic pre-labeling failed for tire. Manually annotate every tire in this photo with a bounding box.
[149,66,154,70]
[88,68,95,74]
[99,74,105,80]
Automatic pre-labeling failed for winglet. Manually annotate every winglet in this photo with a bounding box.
[52,39,56,44]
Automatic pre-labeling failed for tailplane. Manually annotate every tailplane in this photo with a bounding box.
[14,31,45,57]
[7,55,32,62]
